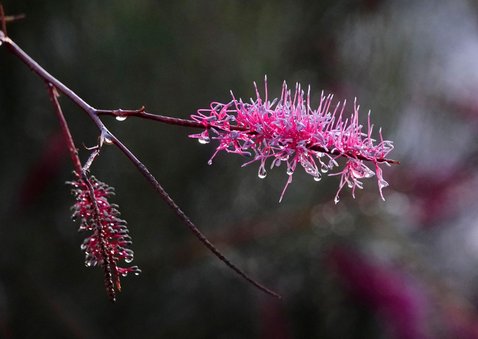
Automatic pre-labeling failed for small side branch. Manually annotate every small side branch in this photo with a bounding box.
[47,84,83,175]
[1,28,280,298]
[97,108,204,128]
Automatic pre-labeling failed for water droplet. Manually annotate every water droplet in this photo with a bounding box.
[207,159,213,165]
[258,167,267,179]
[115,115,127,122]
[103,135,114,145]
[286,168,294,176]
[334,196,340,204]
[320,166,329,174]
[313,174,322,182]
[134,272,140,276]
[198,132,210,144]
[125,257,133,263]
[198,137,208,144]
[280,154,289,161]
[379,179,389,189]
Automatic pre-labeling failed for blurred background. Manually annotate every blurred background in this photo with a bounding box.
[1,0,478,338]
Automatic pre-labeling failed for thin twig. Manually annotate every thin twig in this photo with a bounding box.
[0,31,280,298]
[0,5,5,36]
[111,135,281,298]
[97,108,205,129]
[47,84,83,175]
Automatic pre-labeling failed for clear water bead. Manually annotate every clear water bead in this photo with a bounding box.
[103,135,114,145]
[258,167,267,179]
[115,115,127,122]
[198,136,210,144]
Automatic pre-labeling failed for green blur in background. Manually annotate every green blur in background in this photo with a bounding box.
[2,1,478,338]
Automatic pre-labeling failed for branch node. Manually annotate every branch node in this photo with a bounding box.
[0,4,26,37]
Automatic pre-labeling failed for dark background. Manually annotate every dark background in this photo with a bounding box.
[2,0,478,338]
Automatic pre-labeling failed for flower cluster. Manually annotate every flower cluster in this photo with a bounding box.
[190,79,395,202]
[70,175,140,301]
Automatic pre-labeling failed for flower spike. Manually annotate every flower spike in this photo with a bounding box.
[70,174,140,301]
[191,80,396,202]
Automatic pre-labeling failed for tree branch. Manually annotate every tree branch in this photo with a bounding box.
[0,30,280,298]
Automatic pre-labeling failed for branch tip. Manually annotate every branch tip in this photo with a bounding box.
[0,3,26,37]
[0,4,6,36]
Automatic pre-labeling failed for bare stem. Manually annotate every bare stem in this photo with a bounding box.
[97,108,204,129]
[111,135,281,298]
[47,84,83,175]
[0,31,280,298]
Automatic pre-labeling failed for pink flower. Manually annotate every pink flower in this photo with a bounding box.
[70,175,140,301]
[190,78,395,202]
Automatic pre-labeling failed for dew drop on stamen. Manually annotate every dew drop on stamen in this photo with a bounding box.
[207,159,213,165]
[258,167,267,179]
[115,115,127,122]
[313,174,322,182]
[198,135,210,144]
[379,179,389,189]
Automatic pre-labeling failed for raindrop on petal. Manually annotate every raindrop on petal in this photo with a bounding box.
[198,136,210,144]
[379,179,389,189]
[258,167,267,179]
